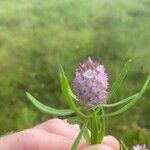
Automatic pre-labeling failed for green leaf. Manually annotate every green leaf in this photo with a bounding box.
[68,88,79,101]
[103,94,137,108]
[100,76,150,117]
[90,111,98,145]
[120,145,124,150]
[82,126,91,144]
[97,108,105,143]
[26,92,75,116]
[71,120,89,150]
[59,65,88,118]
[120,140,129,150]
[109,60,132,98]
[103,85,150,108]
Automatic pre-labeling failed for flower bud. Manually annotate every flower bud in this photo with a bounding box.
[132,145,149,150]
[73,58,109,107]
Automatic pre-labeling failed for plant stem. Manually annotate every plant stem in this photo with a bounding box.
[90,108,105,145]
[90,111,97,144]
[98,108,105,143]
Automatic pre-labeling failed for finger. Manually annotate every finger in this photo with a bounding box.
[102,135,120,150]
[35,118,81,139]
[81,144,113,150]
[63,119,80,131]
[0,128,85,150]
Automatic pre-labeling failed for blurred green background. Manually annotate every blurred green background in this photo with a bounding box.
[0,0,150,148]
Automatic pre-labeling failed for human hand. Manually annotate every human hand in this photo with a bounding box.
[0,118,120,150]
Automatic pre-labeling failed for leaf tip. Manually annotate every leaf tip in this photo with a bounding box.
[25,91,29,96]
[59,64,63,72]
[128,59,132,62]
[59,64,65,80]
[126,59,132,65]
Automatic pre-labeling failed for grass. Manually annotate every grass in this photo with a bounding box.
[0,0,149,148]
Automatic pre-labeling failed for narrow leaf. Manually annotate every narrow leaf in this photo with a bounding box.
[59,65,88,118]
[103,85,150,108]
[26,92,75,116]
[109,60,132,98]
[68,87,79,101]
[71,120,89,150]
[82,127,91,144]
[103,93,138,107]
[97,108,105,143]
[90,111,98,144]
[120,145,124,150]
[100,76,150,117]
[120,140,129,150]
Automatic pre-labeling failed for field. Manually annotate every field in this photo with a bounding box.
[0,0,150,148]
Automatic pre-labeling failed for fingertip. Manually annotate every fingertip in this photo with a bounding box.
[102,135,120,150]
[81,144,113,150]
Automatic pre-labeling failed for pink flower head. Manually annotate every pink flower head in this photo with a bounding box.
[132,145,149,150]
[73,58,109,107]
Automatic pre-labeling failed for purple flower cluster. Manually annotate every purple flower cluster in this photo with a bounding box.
[132,145,149,150]
[73,58,108,107]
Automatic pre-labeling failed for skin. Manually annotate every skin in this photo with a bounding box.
[0,118,120,150]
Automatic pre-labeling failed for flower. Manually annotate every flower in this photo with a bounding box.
[73,58,109,107]
[132,145,149,150]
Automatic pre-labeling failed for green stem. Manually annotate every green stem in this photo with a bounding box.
[90,108,106,145]
[97,108,105,143]
[90,111,97,144]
